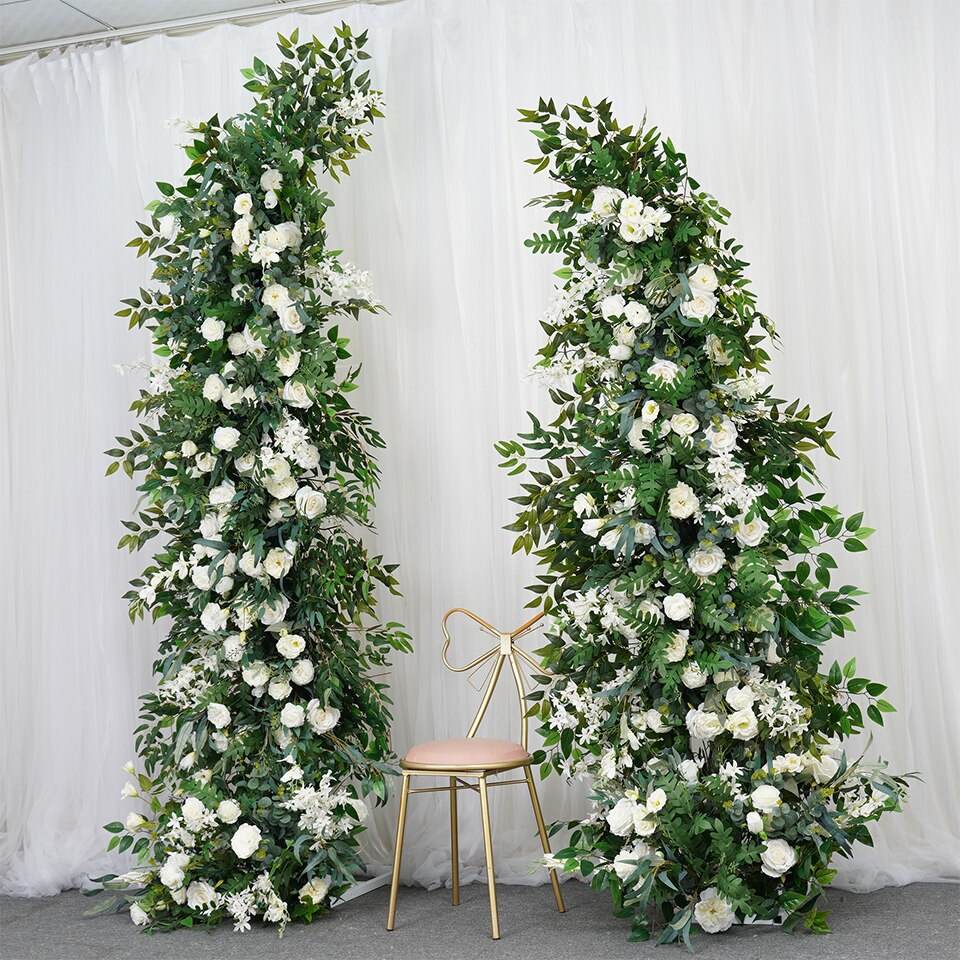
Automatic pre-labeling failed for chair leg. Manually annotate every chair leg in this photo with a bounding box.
[449,776,460,906]
[523,764,565,914]
[386,773,411,931]
[478,775,500,940]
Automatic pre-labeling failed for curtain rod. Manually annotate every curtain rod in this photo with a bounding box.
[0,0,399,65]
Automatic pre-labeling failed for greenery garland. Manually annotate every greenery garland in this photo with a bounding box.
[88,25,411,933]
[499,98,913,945]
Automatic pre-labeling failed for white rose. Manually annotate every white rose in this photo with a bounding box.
[581,518,605,538]
[202,374,225,402]
[306,700,340,735]
[299,877,329,905]
[200,602,229,632]
[282,380,311,409]
[623,301,651,327]
[227,331,249,355]
[280,703,305,728]
[678,760,699,784]
[264,548,293,578]
[664,631,688,663]
[181,440,198,458]
[278,303,305,334]
[681,287,717,321]
[598,527,621,551]
[264,189,278,209]
[223,634,244,663]
[230,823,262,860]
[808,754,839,784]
[705,333,733,365]
[242,660,270,689]
[201,317,225,342]
[751,785,782,813]
[233,193,253,215]
[207,703,231,729]
[772,753,805,775]
[632,806,657,837]
[760,838,797,878]
[290,659,315,685]
[667,482,700,520]
[276,633,306,659]
[220,385,244,411]
[573,493,597,518]
[181,797,206,831]
[606,797,636,837]
[217,799,241,824]
[644,709,669,733]
[235,452,256,476]
[600,294,626,320]
[231,216,252,252]
[608,343,632,361]
[265,475,298,500]
[191,565,213,591]
[186,881,218,911]
[689,264,718,291]
[295,486,327,520]
[628,418,653,452]
[277,349,301,377]
[725,707,759,740]
[685,706,724,741]
[703,417,738,454]
[647,358,679,383]
[694,888,735,934]
[213,427,240,452]
[646,788,667,813]
[268,677,292,701]
[591,185,625,217]
[682,662,707,689]
[209,481,236,506]
[129,903,149,926]
[734,513,768,548]
[670,412,699,437]
[159,852,190,890]
[663,593,693,622]
[196,453,216,473]
[260,596,289,626]
[746,811,765,834]
[260,168,283,192]
[262,284,291,312]
[725,685,756,710]
[277,221,302,249]
[687,545,725,577]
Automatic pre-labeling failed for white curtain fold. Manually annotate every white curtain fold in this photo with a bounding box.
[1,0,957,898]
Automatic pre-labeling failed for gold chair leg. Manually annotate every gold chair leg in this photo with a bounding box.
[478,775,500,940]
[524,765,565,914]
[450,776,460,906]
[386,773,411,931]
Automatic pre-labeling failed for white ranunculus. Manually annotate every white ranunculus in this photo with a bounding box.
[591,185,625,217]
[125,811,146,831]
[694,888,735,934]
[233,193,253,215]
[268,677,292,701]
[282,380,311,409]
[207,703,231,729]
[640,400,660,424]
[678,760,699,784]
[646,788,667,813]
[664,630,688,663]
[262,284,291,312]
[669,412,699,437]
[186,881,219,911]
[299,877,329,905]
[725,685,756,710]
[689,263,719,292]
[663,593,693,622]
[276,633,306,659]
[217,799,241,824]
[685,706,724,741]
[230,823,262,860]
[687,545,725,577]
[227,331,249,356]
[746,810,764,834]
[213,427,240,452]
[280,702,305,728]
[705,333,733,365]
[201,317,225,342]
[606,797,636,837]
[295,486,327,520]
[264,548,293,578]
[681,662,707,689]
[608,343,632,361]
[750,785,782,813]
[647,358,680,384]
[703,417,738,454]
[129,903,149,926]
[623,301,651,327]
[306,700,340,735]
[260,168,283,192]
[734,512,768,548]
[277,349,301,376]
[209,481,236,506]
[725,707,759,740]
[200,602,229,632]
[159,852,190,890]
[202,374,225,402]
[242,660,270,689]
[760,838,797,877]
[600,294,626,320]
[667,482,699,520]
[290,659,315,685]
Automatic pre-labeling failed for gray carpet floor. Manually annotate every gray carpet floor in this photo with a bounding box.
[2,881,958,960]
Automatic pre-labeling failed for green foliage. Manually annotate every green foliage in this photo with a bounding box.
[503,97,912,946]
[89,26,411,934]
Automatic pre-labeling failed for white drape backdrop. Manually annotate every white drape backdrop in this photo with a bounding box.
[2,0,957,898]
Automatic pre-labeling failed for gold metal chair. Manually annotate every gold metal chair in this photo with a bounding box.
[385,608,565,940]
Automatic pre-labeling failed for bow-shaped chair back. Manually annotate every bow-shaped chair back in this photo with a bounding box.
[440,607,545,751]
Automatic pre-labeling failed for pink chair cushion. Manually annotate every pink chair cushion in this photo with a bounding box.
[401,737,532,770]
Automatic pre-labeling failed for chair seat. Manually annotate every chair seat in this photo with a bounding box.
[400,737,532,771]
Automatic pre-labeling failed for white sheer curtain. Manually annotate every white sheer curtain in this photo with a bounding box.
[1,0,957,898]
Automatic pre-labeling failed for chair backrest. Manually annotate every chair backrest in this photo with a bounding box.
[440,608,546,750]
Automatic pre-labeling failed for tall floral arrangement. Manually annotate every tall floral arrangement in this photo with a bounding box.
[498,99,911,945]
[90,26,411,933]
